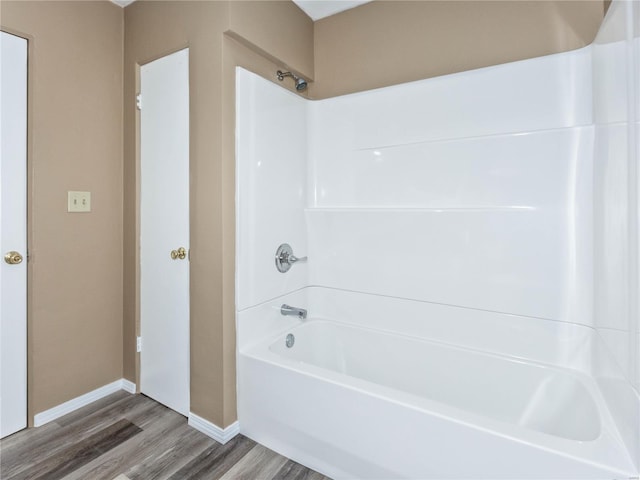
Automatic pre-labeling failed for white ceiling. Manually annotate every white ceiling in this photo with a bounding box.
[292,0,372,21]
[111,0,372,21]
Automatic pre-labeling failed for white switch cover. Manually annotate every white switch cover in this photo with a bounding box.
[67,191,91,212]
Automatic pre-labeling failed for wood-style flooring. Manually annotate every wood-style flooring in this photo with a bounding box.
[0,391,331,480]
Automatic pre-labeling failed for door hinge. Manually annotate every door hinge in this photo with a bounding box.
[136,336,142,353]
[136,93,142,111]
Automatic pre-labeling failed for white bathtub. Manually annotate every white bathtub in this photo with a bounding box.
[270,321,600,442]
[238,311,637,479]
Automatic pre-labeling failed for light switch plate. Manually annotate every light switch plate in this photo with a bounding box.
[67,191,91,212]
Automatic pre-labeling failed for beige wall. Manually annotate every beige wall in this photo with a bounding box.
[124,0,312,427]
[124,0,229,427]
[1,1,124,418]
[312,0,605,98]
[1,0,606,429]
[228,1,314,80]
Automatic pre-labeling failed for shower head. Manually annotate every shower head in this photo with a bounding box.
[277,70,307,92]
[295,77,307,91]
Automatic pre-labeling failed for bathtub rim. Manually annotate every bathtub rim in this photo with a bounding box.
[238,285,596,375]
[244,314,595,384]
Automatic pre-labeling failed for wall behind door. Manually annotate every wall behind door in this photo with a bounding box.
[0,1,124,419]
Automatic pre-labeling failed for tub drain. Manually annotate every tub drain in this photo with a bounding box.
[285,333,295,348]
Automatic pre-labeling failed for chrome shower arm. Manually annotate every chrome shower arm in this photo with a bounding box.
[277,70,294,81]
[276,70,308,91]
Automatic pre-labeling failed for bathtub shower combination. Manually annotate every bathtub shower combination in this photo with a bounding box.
[235,2,640,479]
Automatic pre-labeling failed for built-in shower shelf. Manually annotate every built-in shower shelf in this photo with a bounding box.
[305,206,537,213]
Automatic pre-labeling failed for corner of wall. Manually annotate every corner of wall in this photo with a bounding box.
[227,0,314,80]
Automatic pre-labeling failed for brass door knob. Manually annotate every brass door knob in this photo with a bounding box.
[4,251,23,265]
[170,247,187,260]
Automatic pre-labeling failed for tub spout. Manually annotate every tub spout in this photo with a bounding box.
[281,304,307,320]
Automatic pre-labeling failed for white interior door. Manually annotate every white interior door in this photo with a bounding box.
[140,49,190,416]
[0,31,28,438]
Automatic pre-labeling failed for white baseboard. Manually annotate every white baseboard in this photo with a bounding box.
[188,413,239,445]
[33,378,137,427]
[121,379,137,394]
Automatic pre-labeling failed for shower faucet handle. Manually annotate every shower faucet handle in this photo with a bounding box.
[275,243,307,273]
[289,254,307,264]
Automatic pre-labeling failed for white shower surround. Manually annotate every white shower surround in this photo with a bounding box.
[235,1,640,478]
